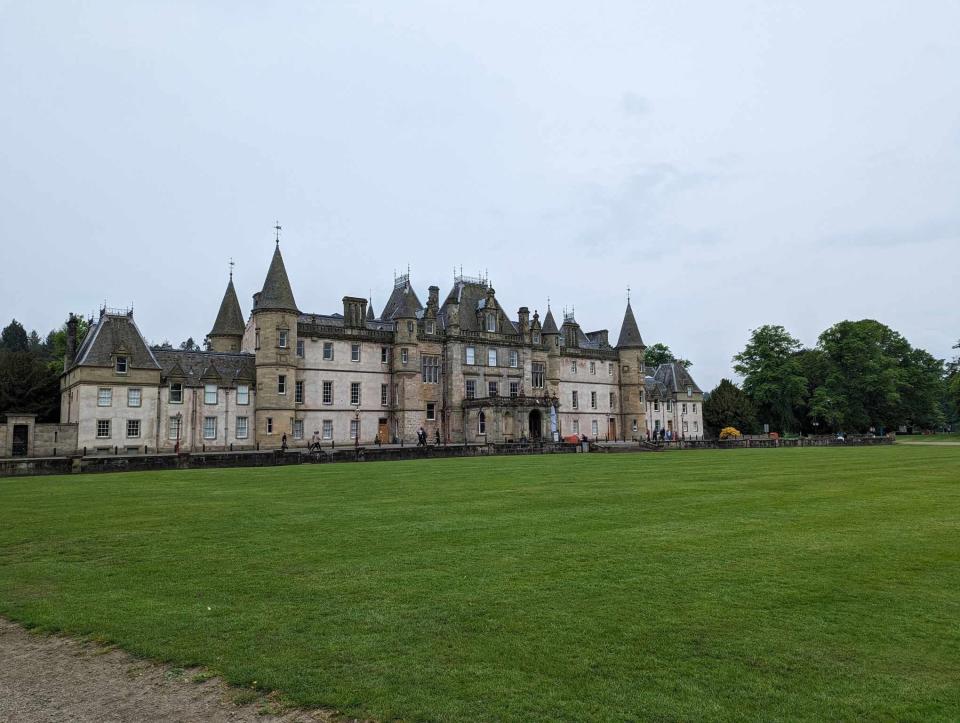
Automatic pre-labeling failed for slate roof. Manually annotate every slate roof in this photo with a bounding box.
[298,313,394,333]
[438,281,518,336]
[653,362,703,395]
[615,301,645,349]
[153,349,255,387]
[366,302,376,321]
[382,282,423,320]
[254,245,298,312]
[644,376,670,400]
[71,312,160,370]
[209,278,245,337]
[541,308,559,334]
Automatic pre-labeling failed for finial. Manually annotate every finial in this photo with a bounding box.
[229,257,235,280]
[627,285,631,304]
[274,220,282,245]
[547,296,551,310]
[407,262,411,276]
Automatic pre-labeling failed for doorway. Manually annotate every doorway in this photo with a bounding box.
[529,409,542,439]
[378,418,389,444]
[607,417,616,440]
[12,424,28,456]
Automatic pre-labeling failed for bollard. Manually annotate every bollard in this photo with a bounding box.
[114,446,118,455]
[230,443,233,451]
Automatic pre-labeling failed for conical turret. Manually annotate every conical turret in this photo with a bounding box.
[254,244,298,313]
[615,300,644,349]
[208,275,245,352]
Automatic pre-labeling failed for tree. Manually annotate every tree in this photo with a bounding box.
[732,325,807,433]
[0,319,29,352]
[644,342,692,369]
[0,350,60,421]
[179,337,201,351]
[703,379,757,437]
[812,319,942,433]
[45,314,91,375]
[153,340,174,350]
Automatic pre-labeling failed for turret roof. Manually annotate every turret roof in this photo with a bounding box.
[615,301,645,348]
[541,308,559,334]
[255,245,298,312]
[209,278,245,337]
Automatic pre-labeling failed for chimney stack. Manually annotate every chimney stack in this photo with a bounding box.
[518,307,530,334]
[65,313,78,368]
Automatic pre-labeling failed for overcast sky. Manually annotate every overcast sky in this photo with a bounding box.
[2,1,958,390]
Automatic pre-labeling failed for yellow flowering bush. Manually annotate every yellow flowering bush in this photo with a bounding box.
[719,427,742,440]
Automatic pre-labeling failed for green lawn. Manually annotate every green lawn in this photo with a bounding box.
[2,447,959,721]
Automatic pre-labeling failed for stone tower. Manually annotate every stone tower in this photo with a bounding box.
[541,306,561,397]
[389,277,422,442]
[207,273,245,352]
[251,242,299,446]
[615,298,647,440]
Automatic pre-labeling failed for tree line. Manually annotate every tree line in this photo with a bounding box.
[703,321,959,436]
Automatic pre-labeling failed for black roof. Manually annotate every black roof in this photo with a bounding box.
[382,280,423,320]
[71,312,160,371]
[654,362,702,395]
[153,349,255,387]
[541,308,559,334]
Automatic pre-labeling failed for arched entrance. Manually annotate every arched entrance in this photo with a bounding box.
[529,409,542,439]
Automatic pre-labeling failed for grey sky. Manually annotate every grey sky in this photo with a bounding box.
[2,1,958,390]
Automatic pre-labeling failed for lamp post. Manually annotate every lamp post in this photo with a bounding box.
[354,404,360,451]
[175,412,182,454]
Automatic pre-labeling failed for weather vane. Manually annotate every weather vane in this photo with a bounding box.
[229,257,235,280]
[274,220,282,245]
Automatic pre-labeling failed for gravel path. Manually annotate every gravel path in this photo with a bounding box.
[0,619,340,723]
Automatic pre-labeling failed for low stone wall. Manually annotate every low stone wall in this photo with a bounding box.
[594,435,894,452]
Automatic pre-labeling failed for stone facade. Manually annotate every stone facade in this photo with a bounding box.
[51,244,705,455]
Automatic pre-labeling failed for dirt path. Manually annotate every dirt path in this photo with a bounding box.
[0,618,342,723]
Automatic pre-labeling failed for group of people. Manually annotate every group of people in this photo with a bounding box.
[646,428,673,442]
[417,427,441,446]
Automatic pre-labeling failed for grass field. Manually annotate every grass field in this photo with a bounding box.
[2,446,959,721]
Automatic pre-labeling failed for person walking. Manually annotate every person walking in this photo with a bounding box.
[435,429,441,446]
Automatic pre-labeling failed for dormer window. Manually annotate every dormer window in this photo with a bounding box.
[115,356,127,374]
[687,386,693,397]
[486,313,496,332]
[426,320,435,335]
[532,332,541,345]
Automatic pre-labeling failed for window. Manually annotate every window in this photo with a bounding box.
[204,384,217,405]
[590,361,596,374]
[654,400,659,411]
[278,375,286,395]
[98,388,112,407]
[465,379,476,399]
[509,349,519,367]
[571,361,577,374]
[350,419,359,439]
[422,355,440,383]
[532,362,545,389]
[168,416,181,440]
[350,382,361,406]
[488,348,497,366]
[322,420,333,439]
[126,419,140,438]
[266,417,273,434]
[465,346,476,365]
[488,381,498,397]
[682,403,687,414]
[278,329,288,348]
[693,403,697,413]
[255,329,261,349]
[96,419,110,438]
[401,348,409,365]
[295,380,303,404]
[351,343,361,362]
[407,320,414,333]
[687,386,693,397]
[203,416,217,439]
[510,381,519,398]
[169,383,183,404]
[236,416,249,439]
[591,391,597,409]
[486,313,496,332]
[591,420,599,437]
[572,390,579,409]
[532,332,541,345]
[667,401,672,412]
[381,384,389,406]
[609,392,615,408]
[683,421,689,433]
[296,339,305,357]
[572,420,580,434]
[608,362,614,376]
[633,419,638,432]
[426,403,436,421]
[127,388,141,407]
[293,420,304,439]
[323,342,334,360]
[426,320,435,335]
[478,411,486,434]
[694,421,699,432]
[115,356,127,374]
[236,384,249,405]
[322,381,333,405]
[381,346,389,364]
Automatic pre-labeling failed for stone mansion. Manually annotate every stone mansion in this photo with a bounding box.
[59,242,703,452]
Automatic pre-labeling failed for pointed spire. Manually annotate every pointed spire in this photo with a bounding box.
[255,243,298,312]
[209,275,246,338]
[616,299,645,349]
[542,307,559,335]
[366,295,376,321]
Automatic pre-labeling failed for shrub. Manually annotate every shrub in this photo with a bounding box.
[719,427,742,440]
